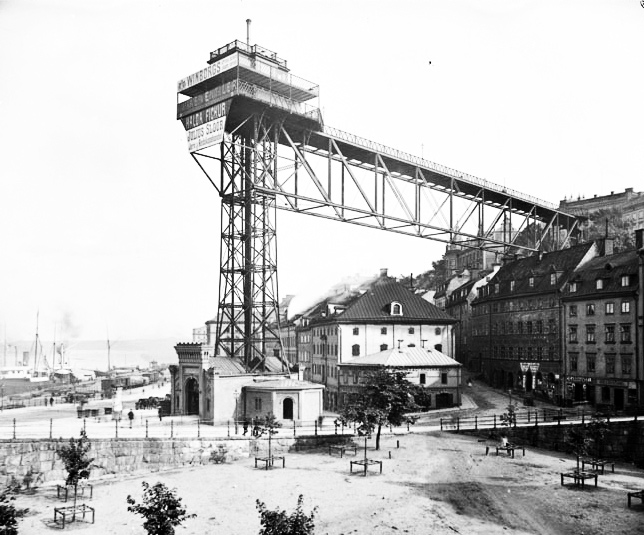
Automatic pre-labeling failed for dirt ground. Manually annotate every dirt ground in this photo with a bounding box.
[12,430,644,535]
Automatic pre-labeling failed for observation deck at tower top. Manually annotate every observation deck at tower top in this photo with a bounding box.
[176,40,576,226]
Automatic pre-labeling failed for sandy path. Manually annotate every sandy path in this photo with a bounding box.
[13,431,644,534]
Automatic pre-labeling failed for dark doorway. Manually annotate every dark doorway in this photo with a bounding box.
[525,369,533,392]
[614,389,624,411]
[507,372,514,390]
[184,378,199,415]
[436,393,453,409]
[283,397,294,420]
[574,383,585,402]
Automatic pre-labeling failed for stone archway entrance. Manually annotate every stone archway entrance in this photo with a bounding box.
[184,377,199,415]
[283,397,294,420]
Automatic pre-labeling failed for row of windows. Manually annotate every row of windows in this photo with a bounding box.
[313,343,338,356]
[473,298,557,315]
[491,319,557,336]
[492,346,557,360]
[569,301,630,317]
[339,370,448,385]
[312,326,338,337]
[353,326,428,336]
[569,353,633,375]
[568,324,632,343]
[569,275,632,293]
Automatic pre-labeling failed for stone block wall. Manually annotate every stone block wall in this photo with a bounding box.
[0,434,351,489]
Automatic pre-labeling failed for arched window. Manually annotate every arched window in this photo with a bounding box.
[352,344,360,356]
[391,302,403,316]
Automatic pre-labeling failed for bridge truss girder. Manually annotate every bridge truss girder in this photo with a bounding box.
[192,107,579,370]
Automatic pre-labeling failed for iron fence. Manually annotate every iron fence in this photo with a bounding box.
[440,406,644,432]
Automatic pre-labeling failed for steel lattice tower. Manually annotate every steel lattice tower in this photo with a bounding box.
[176,40,580,373]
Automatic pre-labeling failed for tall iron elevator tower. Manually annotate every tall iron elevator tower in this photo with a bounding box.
[176,40,579,373]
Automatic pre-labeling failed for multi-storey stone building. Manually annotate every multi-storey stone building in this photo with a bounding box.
[470,241,599,403]
[561,248,641,410]
[296,271,457,411]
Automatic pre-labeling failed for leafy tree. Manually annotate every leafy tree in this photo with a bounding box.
[565,425,592,472]
[57,431,94,519]
[256,494,317,535]
[499,401,518,442]
[339,368,419,450]
[253,412,282,459]
[586,415,609,458]
[127,482,196,535]
[0,488,28,535]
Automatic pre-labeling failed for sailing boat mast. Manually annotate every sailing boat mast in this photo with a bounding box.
[33,311,40,373]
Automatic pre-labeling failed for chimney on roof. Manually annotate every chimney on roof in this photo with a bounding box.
[380,268,388,278]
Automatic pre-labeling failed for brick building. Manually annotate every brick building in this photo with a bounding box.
[470,241,599,403]
[561,248,641,410]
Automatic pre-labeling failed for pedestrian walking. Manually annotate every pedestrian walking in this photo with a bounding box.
[242,419,249,436]
[50,396,54,406]
[128,409,134,428]
[44,398,48,407]
[158,407,163,421]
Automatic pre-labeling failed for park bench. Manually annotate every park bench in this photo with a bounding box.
[53,504,95,529]
[254,455,285,470]
[627,490,644,508]
[485,443,525,458]
[328,444,358,458]
[56,483,93,501]
[560,470,598,488]
[580,457,614,474]
[350,459,382,476]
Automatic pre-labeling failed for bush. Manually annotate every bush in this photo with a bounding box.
[256,494,317,535]
[0,488,29,535]
[127,481,196,535]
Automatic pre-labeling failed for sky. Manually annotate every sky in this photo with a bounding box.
[1,0,643,345]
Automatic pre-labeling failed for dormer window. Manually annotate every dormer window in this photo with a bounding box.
[569,281,578,293]
[621,275,630,287]
[391,302,403,316]
[596,279,604,290]
[529,277,535,288]
[510,280,515,292]
[494,283,499,294]
[550,273,557,285]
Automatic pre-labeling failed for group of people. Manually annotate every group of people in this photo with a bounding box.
[43,396,54,407]
[242,419,262,437]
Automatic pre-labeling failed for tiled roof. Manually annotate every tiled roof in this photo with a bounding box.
[339,346,461,367]
[335,280,455,323]
[208,357,247,374]
[564,249,639,298]
[475,242,596,301]
[244,378,324,391]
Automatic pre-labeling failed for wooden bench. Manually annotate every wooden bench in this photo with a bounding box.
[350,459,382,476]
[328,444,358,458]
[53,504,95,528]
[560,471,598,488]
[56,483,93,501]
[254,455,285,470]
[486,444,525,458]
[627,490,644,508]
[581,457,614,474]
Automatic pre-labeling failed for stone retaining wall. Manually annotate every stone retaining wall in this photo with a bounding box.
[459,420,644,466]
[0,434,351,489]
